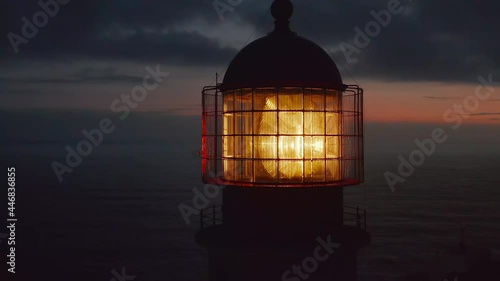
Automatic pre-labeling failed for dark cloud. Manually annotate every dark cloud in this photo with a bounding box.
[73,67,144,83]
[2,0,236,65]
[234,0,500,83]
[1,0,499,83]
[0,73,142,84]
[303,0,500,83]
[0,67,147,86]
[4,25,236,66]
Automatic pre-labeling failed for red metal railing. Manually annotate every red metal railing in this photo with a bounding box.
[201,85,364,188]
[199,205,366,231]
[343,206,367,231]
[199,205,223,229]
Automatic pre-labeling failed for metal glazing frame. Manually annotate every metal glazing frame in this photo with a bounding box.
[202,84,363,187]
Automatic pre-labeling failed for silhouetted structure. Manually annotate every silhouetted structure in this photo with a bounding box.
[198,1,370,280]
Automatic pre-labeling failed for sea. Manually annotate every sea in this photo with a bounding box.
[0,132,499,280]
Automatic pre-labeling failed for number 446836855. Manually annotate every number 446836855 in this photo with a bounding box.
[7,167,15,217]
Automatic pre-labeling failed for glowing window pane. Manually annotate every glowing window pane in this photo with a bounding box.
[224,159,235,180]
[304,91,325,111]
[223,114,234,136]
[326,160,340,181]
[279,160,303,182]
[235,136,252,158]
[223,136,234,158]
[255,111,277,135]
[326,90,340,111]
[235,112,252,135]
[254,88,276,110]
[235,160,253,181]
[305,160,326,182]
[235,89,252,111]
[304,136,325,159]
[279,136,303,159]
[279,89,303,110]
[304,112,325,135]
[279,112,303,134]
[326,113,339,135]
[326,136,339,158]
[222,87,345,184]
[255,136,277,159]
[255,160,277,182]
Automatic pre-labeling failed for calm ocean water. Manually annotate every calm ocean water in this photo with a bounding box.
[1,142,499,280]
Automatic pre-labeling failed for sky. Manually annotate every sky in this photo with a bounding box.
[1,0,499,125]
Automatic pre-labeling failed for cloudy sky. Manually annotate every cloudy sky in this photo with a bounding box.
[1,0,499,123]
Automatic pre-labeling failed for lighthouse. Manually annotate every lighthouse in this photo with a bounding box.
[198,1,370,280]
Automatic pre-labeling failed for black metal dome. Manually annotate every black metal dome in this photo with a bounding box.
[221,0,344,91]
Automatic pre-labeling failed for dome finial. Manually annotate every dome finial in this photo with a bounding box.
[271,0,294,33]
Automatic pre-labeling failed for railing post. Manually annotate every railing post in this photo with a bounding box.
[364,210,367,231]
[212,205,216,226]
[356,206,360,229]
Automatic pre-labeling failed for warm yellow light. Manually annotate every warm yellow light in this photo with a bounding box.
[258,96,329,181]
[222,88,341,184]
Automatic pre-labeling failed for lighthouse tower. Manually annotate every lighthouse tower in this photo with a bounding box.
[198,1,370,280]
